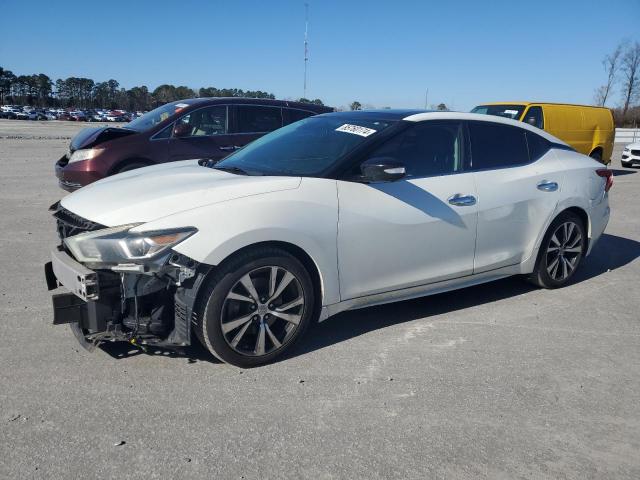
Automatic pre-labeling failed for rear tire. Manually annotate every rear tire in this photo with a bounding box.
[527,211,587,289]
[193,247,316,367]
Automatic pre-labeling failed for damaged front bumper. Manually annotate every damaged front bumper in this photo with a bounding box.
[44,247,208,351]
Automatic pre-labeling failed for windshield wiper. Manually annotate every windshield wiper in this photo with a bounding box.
[212,165,249,175]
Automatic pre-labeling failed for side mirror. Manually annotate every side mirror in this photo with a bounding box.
[173,122,191,138]
[361,157,406,182]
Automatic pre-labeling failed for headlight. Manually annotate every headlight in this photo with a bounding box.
[68,148,104,164]
[64,224,197,265]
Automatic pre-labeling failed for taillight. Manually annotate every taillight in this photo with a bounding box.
[596,169,613,192]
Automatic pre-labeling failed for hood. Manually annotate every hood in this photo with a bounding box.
[625,142,640,150]
[60,160,301,226]
[70,126,137,151]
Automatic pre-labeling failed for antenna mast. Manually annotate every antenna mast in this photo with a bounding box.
[303,3,309,99]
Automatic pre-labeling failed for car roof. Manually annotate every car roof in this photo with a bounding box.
[315,110,568,146]
[316,109,430,121]
[404,111,568,145]
[478,101,611,111]
[183,97,334,113]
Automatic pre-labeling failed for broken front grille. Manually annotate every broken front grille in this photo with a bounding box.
[51,202,105,241]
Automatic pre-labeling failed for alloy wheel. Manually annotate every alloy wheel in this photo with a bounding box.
[545,221,583,281]
[220,266,305,356]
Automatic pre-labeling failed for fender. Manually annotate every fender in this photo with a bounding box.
[136,178,341,306]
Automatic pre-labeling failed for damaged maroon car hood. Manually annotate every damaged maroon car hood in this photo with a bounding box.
[70,127,137,151]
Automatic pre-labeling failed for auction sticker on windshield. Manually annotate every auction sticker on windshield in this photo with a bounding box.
[335,124,377,137]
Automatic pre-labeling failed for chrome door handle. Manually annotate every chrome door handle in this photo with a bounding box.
[448,194,476,206]
[220,145,243,152]
[537,180,558,192]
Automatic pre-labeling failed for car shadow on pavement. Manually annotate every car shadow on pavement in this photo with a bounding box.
[98,336,220,363]
[610,169,637,176]
[285,233,640,361]
[572,233,640,282]
[98,233,640,365]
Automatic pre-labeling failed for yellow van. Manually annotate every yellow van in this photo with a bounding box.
[471,102,614,164]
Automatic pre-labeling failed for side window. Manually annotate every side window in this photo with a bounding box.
[283,108,314,125]
[235,106,282,133]
[369,122,464,178]
[468,121,529,170]
[153,124,172,139]
[525,131,551,161]
[174,106,227,137]
[523,106,544,129]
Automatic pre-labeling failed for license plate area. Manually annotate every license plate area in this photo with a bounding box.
[50,248,99,301]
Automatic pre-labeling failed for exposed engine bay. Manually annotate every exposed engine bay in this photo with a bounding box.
[45,203,208,351]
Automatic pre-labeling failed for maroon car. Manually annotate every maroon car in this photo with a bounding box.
[55,98,333,191]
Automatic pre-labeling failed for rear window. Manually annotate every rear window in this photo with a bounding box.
[525,131,551,161]
[235,106,282,133]
[468,121,529,170]
[283,108,315,125]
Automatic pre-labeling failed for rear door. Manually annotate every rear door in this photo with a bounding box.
[168,105,234,162]
[469,121,565,272]
[229,105,283,148]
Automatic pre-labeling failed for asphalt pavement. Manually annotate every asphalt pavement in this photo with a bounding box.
[0,120,638,479]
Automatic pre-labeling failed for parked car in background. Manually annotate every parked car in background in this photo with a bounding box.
[0,108,18,119]
[622,143,640,168]
[57,112,73,121]
[54,97,333,191]
[69,111,87,122]
[28,110,48,120]
[15,110,30,120]
[45,110,611,366]
[471,102,614,164]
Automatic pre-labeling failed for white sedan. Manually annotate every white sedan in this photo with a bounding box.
[45,111,612,367]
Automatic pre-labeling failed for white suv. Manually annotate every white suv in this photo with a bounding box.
[622,143,640,167]
[45,111,611,367]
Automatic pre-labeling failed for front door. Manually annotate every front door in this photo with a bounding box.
[168,105,236,162]
[337,121,478,300]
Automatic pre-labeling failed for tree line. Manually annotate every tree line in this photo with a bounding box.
[0,67,325,111]
[594,40,640,127]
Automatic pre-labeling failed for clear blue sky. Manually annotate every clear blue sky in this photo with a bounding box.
[1,0,639,110]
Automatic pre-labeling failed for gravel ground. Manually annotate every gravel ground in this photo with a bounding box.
[0,119,638,479]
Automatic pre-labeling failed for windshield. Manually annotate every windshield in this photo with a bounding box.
[126,100,195,132]
[471,104,525,120]
[214,116,395,176]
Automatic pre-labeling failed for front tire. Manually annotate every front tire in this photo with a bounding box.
[527,211,586,289]
[194,247,315,367]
